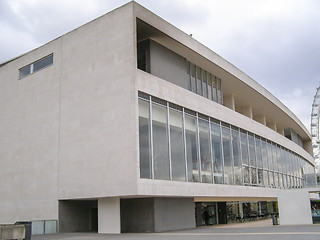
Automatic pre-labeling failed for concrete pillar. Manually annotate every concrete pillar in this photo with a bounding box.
[267,121,277,132]
[224,94,235,111]
[98,197,121,234]
[240,106,253,119]
[278,189,312,225]
[254,115,266,126]
[278,128,285,136]
[239,202,244,219]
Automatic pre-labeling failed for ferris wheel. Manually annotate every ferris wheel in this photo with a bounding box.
[311,87,320,172]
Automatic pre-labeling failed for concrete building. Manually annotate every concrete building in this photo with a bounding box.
[0,1,316,234]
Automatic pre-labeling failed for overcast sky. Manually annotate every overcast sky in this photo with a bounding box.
[1,0,319,132]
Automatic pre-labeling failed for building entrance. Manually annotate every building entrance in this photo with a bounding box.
[195,202,217,226]
[196,201,277,226]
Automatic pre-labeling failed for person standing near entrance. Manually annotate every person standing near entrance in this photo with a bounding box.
[203,207,210,225]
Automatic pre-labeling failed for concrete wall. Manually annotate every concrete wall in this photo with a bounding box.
[121,198,155,233]
[57,2,137,199]
[278,189,313,225]
[0,39,61,224]
[154,198,195,232]
[149,40,188,90]
[0,2,138,224]
[121,198,195,233]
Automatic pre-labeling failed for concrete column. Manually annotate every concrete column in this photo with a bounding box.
[277,128,285,136]
[267,121,277,131]
[240,106,253,119]
[98,197,121,234]
[224,94,235,111]
[254,114,266,126]
[278,189,312,225]
[239,202,244,219]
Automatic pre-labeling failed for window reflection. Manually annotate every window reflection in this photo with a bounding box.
[170,109,186,181]
[211,122,223,184]
[232,129,242,185]
[222,126,233,185]
[138,99,151,179]
[152,103,170,180]
[199,118,212,183]
[185,114,199,182]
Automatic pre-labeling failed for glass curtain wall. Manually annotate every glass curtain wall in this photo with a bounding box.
[138,92,312,189]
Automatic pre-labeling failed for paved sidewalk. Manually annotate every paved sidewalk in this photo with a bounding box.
[32,220,320,240]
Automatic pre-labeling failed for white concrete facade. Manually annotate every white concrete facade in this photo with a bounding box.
[0,1,316,234]
[278,189,313,225]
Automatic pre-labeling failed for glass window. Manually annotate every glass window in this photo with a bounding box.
[232,129,242,185]
[248,135,256,167]
[187,62,191,91]
[212,76,217,102]
[274,172,279,188]
[201,69,207,98]
[248,135,257,185]
[258,169,263,185]
[185,114,199,182]
[199,118,212,183]
[152,103,170,180]
[196,66,202,96]
[272,144,279,173]
[222,126,233,185]
[32,221,44,235]
[207,74,212,101]
[243,166,250,184]
[255,137,263,169]
[45,220,57,234]
[19,54,53,79]
[240,132,249,165]
[263,170,269,186]
[139,99,151,179]
[251,168,257,185]
[269,171,274,187]
[255,137,263,185]
[261,140,268,170]
[169,109,186,181]
[33,54,53,72]
[19,65,31,78]
[216,78,222,104]
[191,63,196,93]
[267,142,273,172]
[211,122,223,184]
